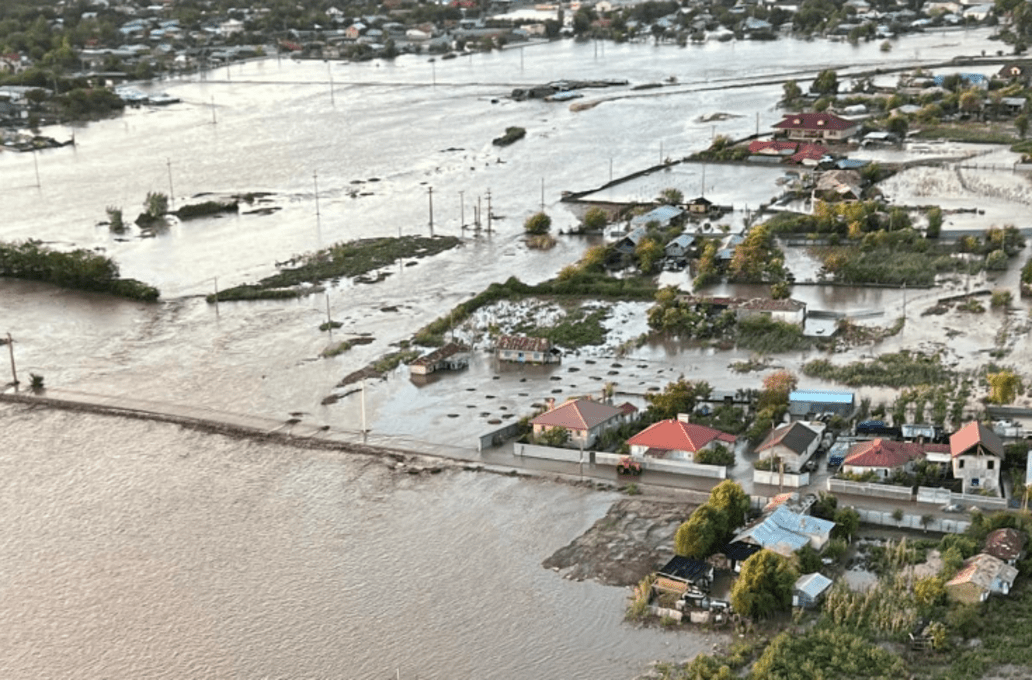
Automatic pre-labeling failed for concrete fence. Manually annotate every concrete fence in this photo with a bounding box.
[517,443,585,463]
[518,445,727,479]
[648,459,727,479]
[478,422,524,451]
[753,469,810,488]
[916,486,952,506]
[854,507,970,535]
[951,492,1008,512]
[828,478,915,501]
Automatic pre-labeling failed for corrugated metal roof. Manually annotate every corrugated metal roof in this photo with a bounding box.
[795,572,833,599]
[790,390,854,404]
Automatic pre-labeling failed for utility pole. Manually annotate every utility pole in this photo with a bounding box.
[609,157,613,183]
[313,171,320,221]
[459,191,465,230]
[213,277,220,317]
[328,63,335,107]
[166,158,174,209]
[360,379,368,442]
[659,140,664,164]
[428,186,434,236]
[486,189,492,232]
[211,95,217,125]
[325,295,333,340]
[5,333,17,388]
[476,195,482,229]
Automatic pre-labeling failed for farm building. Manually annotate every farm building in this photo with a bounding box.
[788,390,855,418]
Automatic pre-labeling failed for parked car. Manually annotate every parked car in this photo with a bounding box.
[942,503,963,513]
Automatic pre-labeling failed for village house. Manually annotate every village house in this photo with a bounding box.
[626,414,736,463]
[664,234,695,260]
[996,61,1032,86]
[656,555,715,592]
[735,298,807,326]
[793,572,833,608]
[495,335,560,364]
[529,397,635,448]
[755,421,823,472]
[983,528,1028,566]
[789,390,854,418]
[686,196,713,214]
[840,438,949,479]
[945,553,1018,604]
[773,112,859,142]
[408,342,470,376]
[630,205,684,228]
[732,504,836,556]
[720,540,763,572]
[950,421,1004,495]
[748,139,798,158]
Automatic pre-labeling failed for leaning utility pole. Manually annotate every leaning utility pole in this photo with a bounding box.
[6,332,18,387]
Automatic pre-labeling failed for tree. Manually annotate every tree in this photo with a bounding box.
[657,187,683,205]
[730,549,797,618]
[926,206,943,238]
[782,79,801,105]
[645,377,712,420]
[915,575,945,611]
[770,280,791,299]
[832,507,860,542]
[886,115,909,139]
[144,191,168,219]
[1017,113,1029,140]
[795,544,822,573]
[758,370,797,412]
[988,370,1022,405]
[891,508,904,526]
[538,426,570,447]
[674,504,723,558]
[959,89,983,114]
[524,211,551,235]
[810,491,838,520]
[635,237,663,274]
[106,206,125,234]
[582,207,607,232]
[708,480,750,535]
[812,69,839,96]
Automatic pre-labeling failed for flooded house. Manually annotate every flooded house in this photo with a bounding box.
[945,553,1018,604]
[789,390,855,418]
[626,414,736,463]
[408,342,470,375]
[772,112,860,142]
[735,298,807,326]
[630,205,684,228]
[755,421,823,472]
[495,335,560,364]
[529,397,635,449]
[983,528,1028,566]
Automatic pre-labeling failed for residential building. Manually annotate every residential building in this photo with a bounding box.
[530,397,633,449]
[983,528,1028,566]
[950,421,1004,495]
[495,335,560,364]
[997,61,1032,86]
[841,438,949,478]
[664,234,695,259]
[408,342,470,375]
[789,390,855,418]
[945,553,1018,604]
[686,196,713,214]
[630,205,683,228]
[732,505,836,556]
[793,572,833,608]
[755,421,822,471]
[656,555,715,591]
[735,298,806,326]
[773,112,860,142]
[721,540,763,572]
[626,414,736,463]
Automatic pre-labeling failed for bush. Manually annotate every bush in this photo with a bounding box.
[524,212,552,235]
[695,444,734,466]
[492,126,526,146]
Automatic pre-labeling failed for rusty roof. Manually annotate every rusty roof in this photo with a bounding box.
[496,335,552,353]
[950,421,1004,458]
[984,528,1028,562]
[530,398,624,430]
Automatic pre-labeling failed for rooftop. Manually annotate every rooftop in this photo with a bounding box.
[773,112,856,131]
[627,418,736,453]
[756,421,820,455]
[530,398,625,430]
[950,421,1004,458]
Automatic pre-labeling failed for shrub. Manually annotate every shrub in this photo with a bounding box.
[524,212,552,235]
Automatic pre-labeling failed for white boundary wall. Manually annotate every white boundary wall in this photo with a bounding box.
[753,470,810,488]
[828,478,914,501]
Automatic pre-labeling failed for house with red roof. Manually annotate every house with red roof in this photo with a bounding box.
[755,421,822,472]
[787,143,831,166]
[950,421,1004,495]
[748,139,798,156]
[626,415,736,463]
[841,438,949,479]
[530,397,636,449]
[773,112,859,142]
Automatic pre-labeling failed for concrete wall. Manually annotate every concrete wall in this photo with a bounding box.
[478,422,525,451]
[951,492,1008,512]
[828,478,914,501]
[917,486,952,506]
[648,459,727,478]
[517,443,584,463]
[855,507,971,535]
[754,469,810,487]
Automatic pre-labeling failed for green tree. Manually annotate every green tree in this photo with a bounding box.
[886,114,909,139]
[811,491,838,521]
[524,211,551,235]
[926,206,943,238]
[674,504,723,558]
[708,480,750,535]
[635,237,663,274]
[657,187,683,205]
[812,69,839,96]
[832,507,860,542]
[988,370,1022,404]
[144,191,168,219]
[751,627,906,679]
[106,206,125,234]
[782,79,801,105]
[795,544,822,573]
[730,549,796,618]
[645,377,712,420]
[538,426,570,447]
[1017,113,1029,139]
[914,575,945,611]
[582,207,607,231]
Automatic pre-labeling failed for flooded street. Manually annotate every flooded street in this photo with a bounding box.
[1,28,1028,678]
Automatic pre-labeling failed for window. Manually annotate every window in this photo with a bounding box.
[959,459,965,469]
[987,460,994,470]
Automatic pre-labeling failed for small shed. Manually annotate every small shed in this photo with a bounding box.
[657,555,715,591]
[793,572,833,608]
[789,390,855,418]
[721,540,763,573]
[686,196,713,214]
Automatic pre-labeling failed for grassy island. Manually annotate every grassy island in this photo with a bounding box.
[0,240,159,301]
[209,235,462,303]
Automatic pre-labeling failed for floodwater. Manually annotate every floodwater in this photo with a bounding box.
[0,29,1027,678]
[0,404,722,679]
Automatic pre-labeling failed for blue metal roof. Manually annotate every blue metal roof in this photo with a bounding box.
[631,205,684,226]
[795,572,833,598]
[790,390,854,404]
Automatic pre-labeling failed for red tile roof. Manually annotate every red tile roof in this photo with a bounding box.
[531,398,624,430]
[950,421,1004,458]
[844,438,929,469]
[773,112,856,132]
[628,419,736,453]
[789,143,830,163]
[748,139,798,154]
